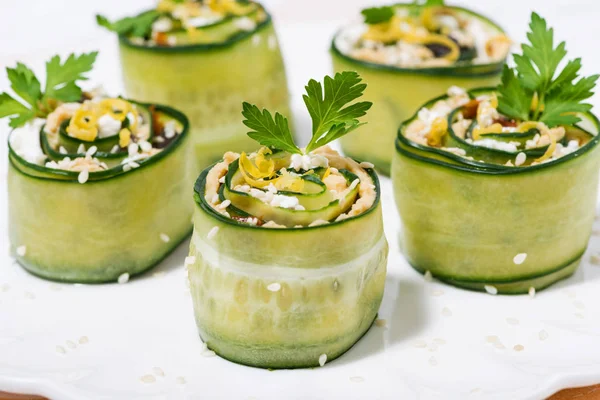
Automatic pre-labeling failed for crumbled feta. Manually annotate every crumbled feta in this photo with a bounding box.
[164,120,177,139]
[152,17,173,33]
[234,17,257,31]
[290,153,329,171]
[472,139,519,153]
[552,140,579,159]
[9,119,47,165]
[270,194,300,209]
[97,114,122,138]
[185,15,223,28]
[525,134,541,149]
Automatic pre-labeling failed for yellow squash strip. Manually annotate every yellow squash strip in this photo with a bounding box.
[426,117,449,146]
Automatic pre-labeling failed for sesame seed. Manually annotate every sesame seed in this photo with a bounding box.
[513,253,527,265]
[218,200,231,209]
[123,164,132,172]
[140,141,152,152]
[128,161,140,169]
[350,376,364,383]
[78,169,89,184]
[211,194,219,204]
[349,179,360,190]
[207,226,219,240]
[118,273,130,284]
[441,307,452,317]
[66,340,76,349]
[56,345,66,354]
[176,376,187,385]
[184,256,196,265]
[110,144,120,153]
[267,282,281,292]
[515,152,526,166]
[529,287,536,298]
[79,336,89,344]
[485,335,499,343]
[506,317,519,325]
[152,367,165,377]
[59,146,67,154]
[424,270,432,282]
[413,340,427,348]
[539,330,549,341]
[202,350,216,357]
[77,144,86,154]
[374,318,387,328]
[16,245,26,257]
[86,146,98,157]
[513,344,524,352]
[590,253,600,265]
[428,356,438,366]
[219,176,226,183]
[318,353,327,366]
[160,233,170,243]
[140,374,156,383]
[128,143,139,156]
[359,161,374,169]
[484,285,498,295]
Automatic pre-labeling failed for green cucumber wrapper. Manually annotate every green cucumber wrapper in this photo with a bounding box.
[392,88,600,294]
[330,4,508,175]
[8,104,193,283]
[118,10,291,175]
[187,164,388,368]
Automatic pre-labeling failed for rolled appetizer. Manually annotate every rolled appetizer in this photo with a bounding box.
[1,53,192,283]
[188,72,388,368]
[97,0,290,172]
[331,1,510,174]
[393,13,600,294]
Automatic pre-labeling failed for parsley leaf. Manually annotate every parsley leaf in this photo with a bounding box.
[44,52,98,102]
[497,65,531,122]
[241,102,301,154]
[361,6,394,25]
[0,52,97,128]
[497,12,599,127]
[96,10,161,38]
[303,71,372,153]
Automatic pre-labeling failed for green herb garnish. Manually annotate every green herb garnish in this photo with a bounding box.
[96,10,161,38]
[498,12,599,127]
[0,52,98,128]
[242,71,372,154]
[361,6,395,25]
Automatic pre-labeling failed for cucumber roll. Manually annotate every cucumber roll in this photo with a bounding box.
[331,2,510,174]
[393,13,600,294]
[188,72,388,368]
[97,0,290,173]
[1,53,192,283]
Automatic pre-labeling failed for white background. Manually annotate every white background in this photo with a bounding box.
[2,1,600,400]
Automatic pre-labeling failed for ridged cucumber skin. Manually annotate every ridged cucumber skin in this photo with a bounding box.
[392,131,600,294]
[119,23,290,174]
[8,119,193,283]
[331,52,502,175]
[188,179,387,368]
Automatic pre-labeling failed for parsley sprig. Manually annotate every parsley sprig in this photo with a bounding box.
[498,13,599,127]
[96,11,161,38]
[242,71,372,154]
[0,52,98,128]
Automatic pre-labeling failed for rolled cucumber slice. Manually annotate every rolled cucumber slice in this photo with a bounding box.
[392,88,600,294]
[188,164,388,368]
[8,104,193,283]
[116,3,291,174]
[330,4,508,175]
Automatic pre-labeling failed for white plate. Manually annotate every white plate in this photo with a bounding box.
[2,3,600,399]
